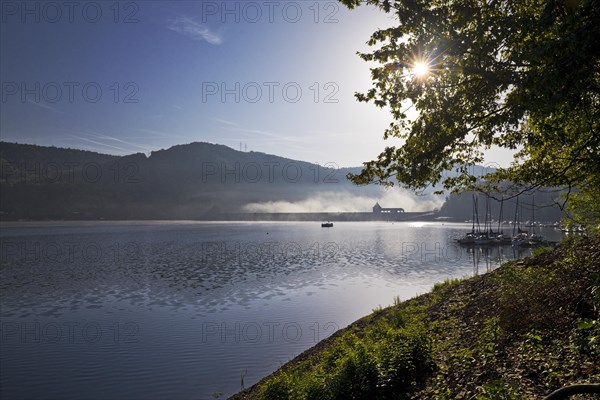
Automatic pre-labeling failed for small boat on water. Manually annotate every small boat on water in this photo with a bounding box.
[321,222,333,228]
[457,232,477,245]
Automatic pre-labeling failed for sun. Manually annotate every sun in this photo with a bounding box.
[412,61,430,78]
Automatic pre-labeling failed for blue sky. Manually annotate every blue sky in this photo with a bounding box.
[1,1,514,167]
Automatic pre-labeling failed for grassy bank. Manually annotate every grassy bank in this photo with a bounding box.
[231,236,600,399]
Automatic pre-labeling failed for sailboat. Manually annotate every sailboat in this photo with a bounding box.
[526,196,546,246]
[473,195,493,245]
[511,196,529,246]
[458,194,516,246]
[512,196,546,247]
[492,197,512,244]
[457,195,479,245]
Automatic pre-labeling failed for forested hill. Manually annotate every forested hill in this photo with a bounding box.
[0,141,567,221]
[0,141,385,220]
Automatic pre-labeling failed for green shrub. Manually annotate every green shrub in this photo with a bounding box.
[432,278,462,293]
[258,374,290,399]
[258,307,432,400]
[476,380,521,400]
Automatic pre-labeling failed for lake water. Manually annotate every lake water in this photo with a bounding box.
[0,221,564,399]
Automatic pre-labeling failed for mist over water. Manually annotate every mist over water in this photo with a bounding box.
[242,190,444,213]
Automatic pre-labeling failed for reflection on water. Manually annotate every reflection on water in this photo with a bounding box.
[467,245,534,275]
[0,221,564,399]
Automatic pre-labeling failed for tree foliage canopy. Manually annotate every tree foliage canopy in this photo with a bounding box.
[341,0,599,219]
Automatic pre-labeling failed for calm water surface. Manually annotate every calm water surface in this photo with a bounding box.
[0,221,564,399]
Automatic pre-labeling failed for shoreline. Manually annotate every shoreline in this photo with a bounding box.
[0,211,439,223]
[230,236,600,399]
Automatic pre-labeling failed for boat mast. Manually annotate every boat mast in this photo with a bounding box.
[484,195,490,236]
[531,196,536,234]
[475,195,481,234]
[498,197,504,234]
[513,196,519,237]
[471,194,476,234]
[520,198,525,233]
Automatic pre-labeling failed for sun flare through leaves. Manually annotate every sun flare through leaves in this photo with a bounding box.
[412,61,430,78]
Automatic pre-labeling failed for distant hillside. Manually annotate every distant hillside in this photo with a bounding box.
[0,141,437,220]
[0,141,568,221]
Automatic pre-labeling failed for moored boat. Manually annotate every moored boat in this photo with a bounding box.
[511,196,547,247]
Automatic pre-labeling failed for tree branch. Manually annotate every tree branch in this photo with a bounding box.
[543,383,600,400]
